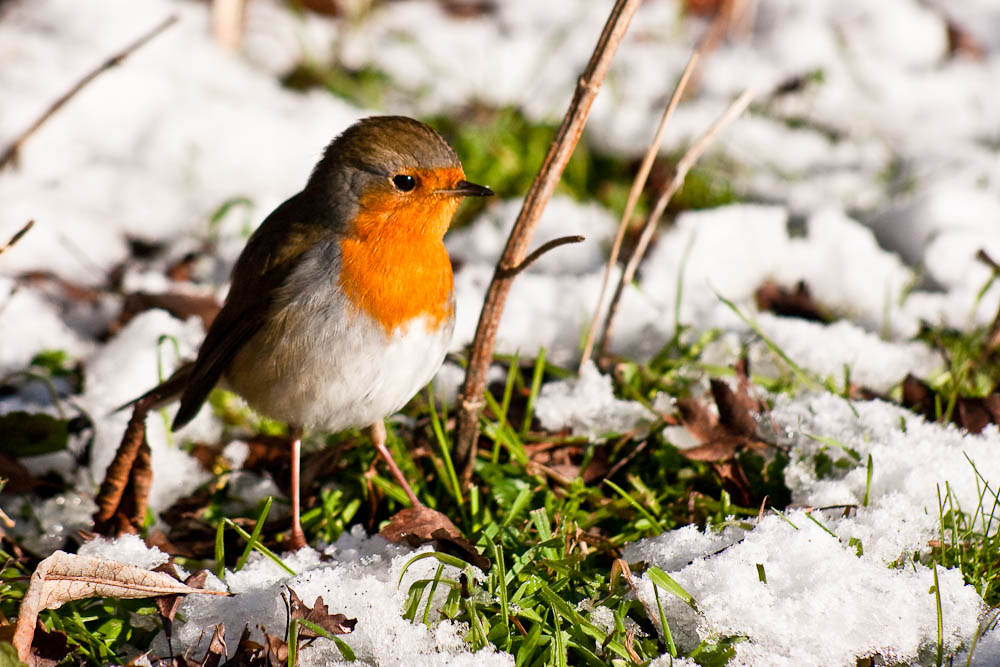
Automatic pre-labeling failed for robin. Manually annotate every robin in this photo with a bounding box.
[138,116,493,548]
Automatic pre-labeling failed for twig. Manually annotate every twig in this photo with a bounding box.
[0,15,178,170]
[499,235,586,278]
[598,88,755,359]
[454,0,643,476]
[0,220,34,257]
[578,53,699,372]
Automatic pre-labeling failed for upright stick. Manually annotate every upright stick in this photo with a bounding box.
[597,88,755,359]
[578,53,699,372]
[454,0,643,476]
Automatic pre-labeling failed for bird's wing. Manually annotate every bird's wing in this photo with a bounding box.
[171,192,324,429]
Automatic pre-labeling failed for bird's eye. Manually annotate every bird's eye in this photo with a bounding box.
[392,174,416,192]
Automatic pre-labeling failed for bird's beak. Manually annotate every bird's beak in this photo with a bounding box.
[438,180,495,197]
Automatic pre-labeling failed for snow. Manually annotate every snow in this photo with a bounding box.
[3,0,1000,664]
[534,361,658,440]
[164,528,511,667]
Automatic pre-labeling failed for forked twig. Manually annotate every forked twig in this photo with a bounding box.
[578,53,700,372]
[0,15,178,170]
[597,88,755,359]
[454,0,643,475]
[499,235,586,278]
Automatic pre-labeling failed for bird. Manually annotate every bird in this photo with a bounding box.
[137,116,493,548]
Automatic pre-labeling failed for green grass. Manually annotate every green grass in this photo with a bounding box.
[930,457,1000,609]
[6,286,1000,666]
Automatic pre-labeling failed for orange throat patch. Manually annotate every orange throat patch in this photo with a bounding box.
[338,169,462,335]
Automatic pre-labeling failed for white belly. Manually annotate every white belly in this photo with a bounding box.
[226,306,453,432]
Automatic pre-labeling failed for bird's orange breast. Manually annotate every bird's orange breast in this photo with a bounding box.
[338,174,460,335]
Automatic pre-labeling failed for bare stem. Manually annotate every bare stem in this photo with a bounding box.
[0,220,34,257]
[0,15,178,170]
[454,0,643,475]
[598,88,755,359]
[578,52,699,373]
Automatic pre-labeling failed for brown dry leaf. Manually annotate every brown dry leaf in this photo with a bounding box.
[947,19,985,59]
[225,625,267,667]
[156,566,211,645]
[93,398,155,536]
[754,280,831,323]
[379,506,490,570]
[263,627,288,667]
[12,551,228,662]
[18,270,100,304]
[286,588,357,639]
[711,377,759,437]
[714,460,754,507]
[902,373,1000,434]
[200,622,227,667]
[23,620,69,667]
[112,291,221,335]
[440,0,498,19]
[0,452,44,495]
[676,359,769,464]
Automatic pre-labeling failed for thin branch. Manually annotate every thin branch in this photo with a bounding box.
[499,235,586,278]
[578,52,699,373]
[0,15,178,170]
[0,220,34,257]
[454,0,643,475]
[598,88,755,359]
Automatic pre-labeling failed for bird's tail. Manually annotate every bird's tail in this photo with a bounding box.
[112,361,195,415]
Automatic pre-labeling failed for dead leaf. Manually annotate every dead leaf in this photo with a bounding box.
[0,452,49,495]
[754,280,831,323]
[156,565,211,646]
[379,506,491,571]
[947,19,985,59]
[263,626,288,667]
[221,625,269,667]
[902,373,1000,434]
[710,377,759,437]
[12,551,228,662]
[17,270,100,304]
[439,0,498,19]
[111,291,221,335]
[93,398,155,536]
[201,623,227,667]
[24,620,69,667]
[286,588,357,639]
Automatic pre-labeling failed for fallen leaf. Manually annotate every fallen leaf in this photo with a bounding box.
[901,373,1000,434]
[711,377,759,437]
[379,506,491,571]
[439,0,498,19]
[93,398,155,536]
[25,621,68,667]
[946,19,985,59]
[754,280,831,323]
[111,291,221,335]
[286,588,357,639]
[17,270,100,304]
[224,626,267,667]
[200,623,227,667]
[155,565,211,646]
[12,551,227,662]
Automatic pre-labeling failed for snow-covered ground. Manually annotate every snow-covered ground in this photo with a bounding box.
[2,0,1000,664]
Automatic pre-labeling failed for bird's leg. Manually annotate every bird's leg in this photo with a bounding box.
[368,420,422,507]
[288,426,307,550]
